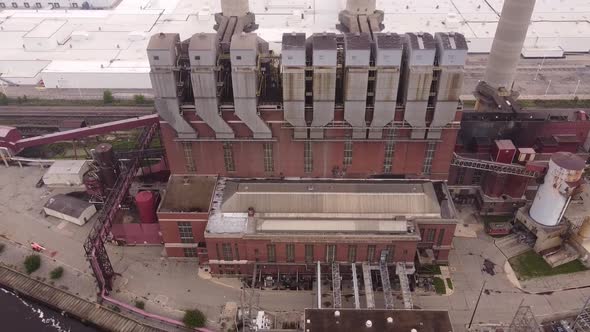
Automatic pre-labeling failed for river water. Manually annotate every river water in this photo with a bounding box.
[0,287,98,332]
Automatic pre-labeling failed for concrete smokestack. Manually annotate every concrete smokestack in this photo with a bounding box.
[484,0,536,90]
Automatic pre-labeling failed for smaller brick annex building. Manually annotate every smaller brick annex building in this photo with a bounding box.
[157,175,458,276]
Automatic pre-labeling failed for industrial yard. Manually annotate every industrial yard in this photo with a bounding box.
[1,0,590,331]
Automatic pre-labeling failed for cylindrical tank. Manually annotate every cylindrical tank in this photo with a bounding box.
[135,191,157,224]
[484,0,536,89]
[94,143,119,189]
[530,152,585,226]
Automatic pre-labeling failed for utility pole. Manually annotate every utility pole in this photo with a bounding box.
[468,280,487,330]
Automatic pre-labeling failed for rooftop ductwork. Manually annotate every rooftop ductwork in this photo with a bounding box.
[230,33,272,139]
[281,32,307,139]
[147,33,197,139]
[343,33,371,139]
[369,33,402,139]
[310,33,337,139]
[428,32,467,139]
[189,33,235,139]
[401,32,435,140]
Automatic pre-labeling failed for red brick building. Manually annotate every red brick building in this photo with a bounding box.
[159,107,461,180]
[157,176,458,276]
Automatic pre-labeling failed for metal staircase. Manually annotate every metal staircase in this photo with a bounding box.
[379,260,394,310]
[396,262,414,309]
[362,263,375,309]
[332,262,342,308]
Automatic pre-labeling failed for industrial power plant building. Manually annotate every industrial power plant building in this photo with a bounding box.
[146,0,467,269]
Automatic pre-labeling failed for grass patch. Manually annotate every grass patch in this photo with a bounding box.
[446,278,453,290]
[24,254,41,274]
[433,277,446,294]
[417,264,442,275]
[50,266,64,280]
[134,300,145,310]
[0,92,153,107]
[509,250,588,280]
[183,309,206,328]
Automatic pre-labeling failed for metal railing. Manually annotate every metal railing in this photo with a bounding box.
[451,153,540,178]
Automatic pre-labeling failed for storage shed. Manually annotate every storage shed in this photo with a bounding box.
[43,160,89,187]
[43,194,96,226]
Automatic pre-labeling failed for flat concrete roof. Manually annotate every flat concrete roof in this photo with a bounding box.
[304,309,453,332]
[206,179,455,236]
[1,0,589,84]
[159,175,216,213]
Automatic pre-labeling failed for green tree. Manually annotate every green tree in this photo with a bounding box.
[134,300,145,310]
[133,94,146,104]
[183,309,206,328]
[103,90,114,104]
[24,255,41,274]
[50,266,64,279]
[0,93,8,105]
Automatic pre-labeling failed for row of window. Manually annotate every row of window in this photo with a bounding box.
[182,139,437,175]
[214,243,407,264]
[454,167,483,185]
[421,227,446,246]
[0,2,79,8]
[183,142,274,173]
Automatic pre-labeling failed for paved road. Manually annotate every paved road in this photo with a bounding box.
[1,167,589,331]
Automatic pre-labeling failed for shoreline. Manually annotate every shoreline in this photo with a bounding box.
[0,264,164,332]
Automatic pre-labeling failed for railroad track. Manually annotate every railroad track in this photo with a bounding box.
[0,106,153,118]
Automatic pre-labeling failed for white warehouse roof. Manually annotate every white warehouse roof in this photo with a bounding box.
[0,0,588,87]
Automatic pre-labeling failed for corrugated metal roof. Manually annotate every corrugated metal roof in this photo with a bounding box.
[221,181,441,216]
[44,194,93,218]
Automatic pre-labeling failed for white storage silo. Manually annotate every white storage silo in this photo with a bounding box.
[529,152,586,227]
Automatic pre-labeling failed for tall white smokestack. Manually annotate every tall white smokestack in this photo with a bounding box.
[484,0,536,90]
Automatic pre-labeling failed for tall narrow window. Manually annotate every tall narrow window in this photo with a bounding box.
[437,228,446,246]
[222,243,233,261]
[343,140,353,167]
[177,222,194,243]
[304,141,313,173]
[183,248,197,257]
[347,245,357,263]
[383,128,395,173]
[234,243,240,261]
[422,141,437,175]
[263,143,274,172]
[305,244,314,263]
[267,244,276,262]
[471,169,483,185]
[326,244,336,262]
[455,167,466,184]
[367,245,376,263]
[427,229,436,242]
[223,142,235,172]
[385,245,395,263]
[182,142,195,172]
[286,244,295,263]
[215,243,220,259]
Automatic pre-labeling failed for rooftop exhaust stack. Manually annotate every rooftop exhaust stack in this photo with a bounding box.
[484,0,536,90]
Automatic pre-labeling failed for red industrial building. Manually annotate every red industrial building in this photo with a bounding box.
[159,109,461,180]
[156,175,458,275]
